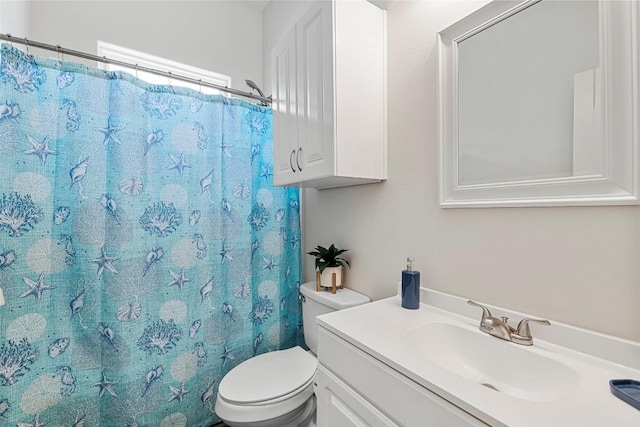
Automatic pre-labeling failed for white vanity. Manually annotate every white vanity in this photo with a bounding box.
[315,288,640,426]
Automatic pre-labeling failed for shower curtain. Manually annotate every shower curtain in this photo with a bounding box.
[0,44,302,427]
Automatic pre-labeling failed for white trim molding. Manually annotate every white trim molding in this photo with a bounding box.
[438,0,639,207]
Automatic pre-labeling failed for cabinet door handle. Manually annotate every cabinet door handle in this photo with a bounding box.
[296,147,302,171]
[290,149,296,173]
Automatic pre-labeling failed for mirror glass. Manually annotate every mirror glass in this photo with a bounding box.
[457,0,600,186]
[438,0,638,207]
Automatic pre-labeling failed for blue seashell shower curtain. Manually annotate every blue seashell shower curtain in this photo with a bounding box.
[0,44,302,426]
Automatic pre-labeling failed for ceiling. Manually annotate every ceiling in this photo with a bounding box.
[242,0,270,11]
[242,0,395,12]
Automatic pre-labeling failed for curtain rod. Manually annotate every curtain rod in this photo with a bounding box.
[0,33,272,105]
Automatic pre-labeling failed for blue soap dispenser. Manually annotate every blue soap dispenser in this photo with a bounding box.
[402,257,420,309]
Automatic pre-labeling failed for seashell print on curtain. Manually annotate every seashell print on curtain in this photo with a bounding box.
[0,44,302,427]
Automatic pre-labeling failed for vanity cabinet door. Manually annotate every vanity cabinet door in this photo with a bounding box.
[316,365,399,427]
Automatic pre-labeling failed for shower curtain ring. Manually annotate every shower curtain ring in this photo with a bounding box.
[198,79,202,93]
[56,45,62,62]
[24,37,29,55]
[168,71,172,86]
[135,63,139,79]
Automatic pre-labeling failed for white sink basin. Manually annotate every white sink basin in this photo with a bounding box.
[405,321,580,402]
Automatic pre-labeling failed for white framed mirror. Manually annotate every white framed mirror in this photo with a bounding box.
[438,0,639,207]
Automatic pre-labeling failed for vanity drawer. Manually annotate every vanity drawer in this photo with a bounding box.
[318,327,489,427]
[317,365,399,427]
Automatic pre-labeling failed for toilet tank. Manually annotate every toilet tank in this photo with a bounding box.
[299,281,370,354]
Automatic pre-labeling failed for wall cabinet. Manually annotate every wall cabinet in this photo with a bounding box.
[316,327,489,426]
[271,0,387,189]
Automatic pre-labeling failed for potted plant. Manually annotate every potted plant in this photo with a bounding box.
[308,244,350,293]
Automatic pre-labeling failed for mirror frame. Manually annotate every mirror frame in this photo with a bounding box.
[438,0,639,207]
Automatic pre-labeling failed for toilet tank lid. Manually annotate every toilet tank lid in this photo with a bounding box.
[218,346,317,404]
[299,282,370,310]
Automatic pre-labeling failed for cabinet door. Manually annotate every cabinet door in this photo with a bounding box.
[317,365,399,427]
[296,1,335,181]
[272,26,299,186]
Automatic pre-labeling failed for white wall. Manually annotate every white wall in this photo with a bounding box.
[263,0,640,342]
[0,0,31,37]
[27,0,263,92]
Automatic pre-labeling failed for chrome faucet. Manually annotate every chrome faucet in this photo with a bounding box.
[467,300,549,346]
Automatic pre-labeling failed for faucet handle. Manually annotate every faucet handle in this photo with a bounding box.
[467,300,495,335]
[467,300,492,319]
[512,318,550,345]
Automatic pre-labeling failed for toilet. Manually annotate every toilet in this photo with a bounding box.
[215,281,370,427]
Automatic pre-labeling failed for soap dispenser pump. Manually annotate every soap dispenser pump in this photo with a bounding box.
[402,257,420,309]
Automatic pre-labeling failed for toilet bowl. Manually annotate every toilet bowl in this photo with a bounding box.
[215,282,370,427]
[215,346,317,427]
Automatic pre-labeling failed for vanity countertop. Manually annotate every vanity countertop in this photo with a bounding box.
[316,291,640,427]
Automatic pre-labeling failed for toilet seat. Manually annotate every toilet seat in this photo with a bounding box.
[215,347,318,425]
[218,346,317,405]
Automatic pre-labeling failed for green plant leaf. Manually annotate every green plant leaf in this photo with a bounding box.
[308,243,349,273]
